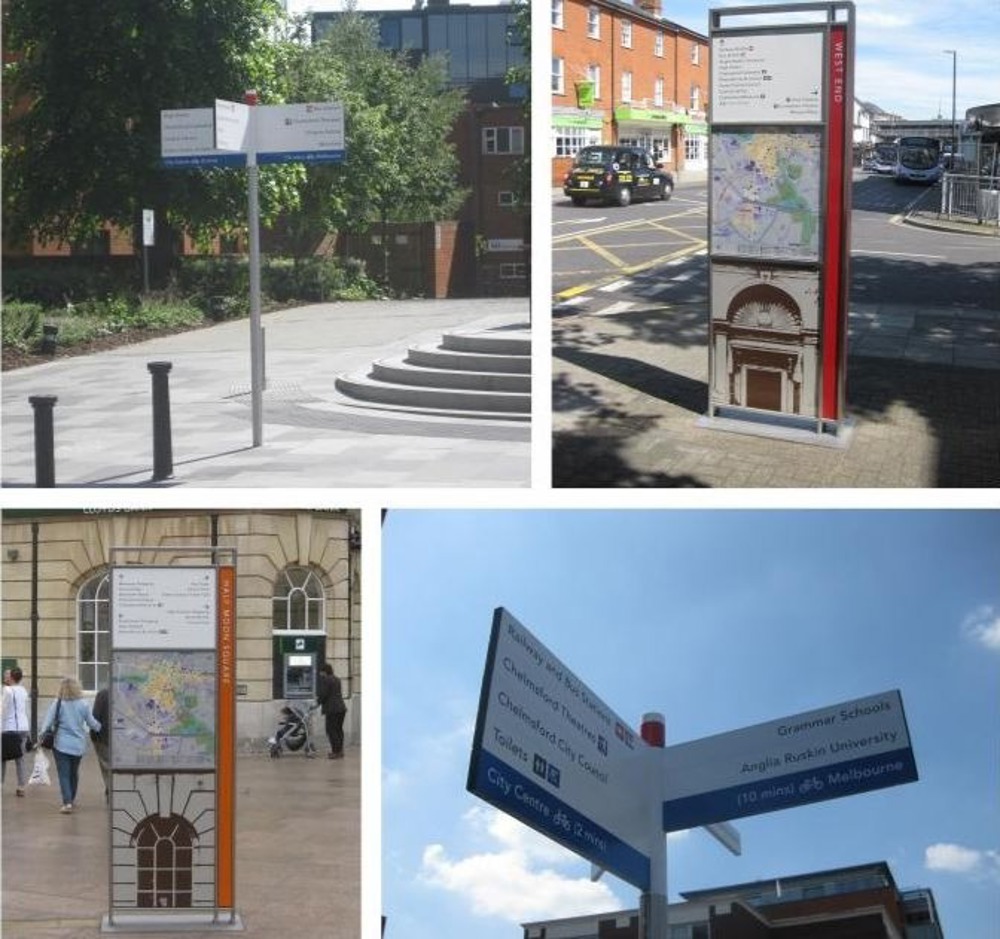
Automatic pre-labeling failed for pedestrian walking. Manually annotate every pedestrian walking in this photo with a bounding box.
[90,686,110,802]
[39,677,101,813]
[316,662,346,759]
[2,667,31,796]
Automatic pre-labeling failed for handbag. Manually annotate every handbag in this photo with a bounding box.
[1,731,22,762]
[2,692,26,760]
[40,699,61,750]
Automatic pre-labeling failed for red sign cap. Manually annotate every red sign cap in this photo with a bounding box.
[244,90,259,106]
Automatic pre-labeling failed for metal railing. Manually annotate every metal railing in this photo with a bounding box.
[940,173,1000,227]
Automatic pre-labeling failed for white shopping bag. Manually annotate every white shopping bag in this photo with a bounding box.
[27,750,50,786]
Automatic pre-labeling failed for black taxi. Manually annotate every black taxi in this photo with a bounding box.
[563,145,674,207]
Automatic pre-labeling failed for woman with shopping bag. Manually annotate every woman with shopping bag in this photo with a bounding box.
[39,677,101,814]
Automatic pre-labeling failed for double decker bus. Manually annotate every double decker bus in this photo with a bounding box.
[895,137,942,184]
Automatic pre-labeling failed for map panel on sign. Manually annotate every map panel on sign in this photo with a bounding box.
[112,651,216,769]
[711,132,822,261]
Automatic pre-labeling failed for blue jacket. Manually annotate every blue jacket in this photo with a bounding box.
[41,697,101,757]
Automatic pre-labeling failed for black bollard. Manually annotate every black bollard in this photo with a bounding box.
[28,395,58,488]
[147,361,174,481]
[40,323,59,356]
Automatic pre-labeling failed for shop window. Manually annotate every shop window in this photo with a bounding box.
[621,71,632,103]
[272,566,326,631]
[552,0,564,29]
[77,571,110,693]
[552,57,564,95]
[586,64,601,100]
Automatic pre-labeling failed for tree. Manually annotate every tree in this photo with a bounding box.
[275,11,468,284]
[2,0,299,255]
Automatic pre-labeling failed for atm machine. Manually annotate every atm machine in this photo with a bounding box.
[272,633,325,701]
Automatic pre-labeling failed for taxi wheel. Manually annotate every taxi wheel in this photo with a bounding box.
[616,185,632,207]
[659,180,673,201]
[571,196,587,206]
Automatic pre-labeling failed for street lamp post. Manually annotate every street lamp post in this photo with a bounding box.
[943,50,957,165]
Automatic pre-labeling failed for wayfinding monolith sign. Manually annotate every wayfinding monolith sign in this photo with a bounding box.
[468,608,657,890]
[104,548,239,934]
[705,2,854,440]
[661,689,917,831]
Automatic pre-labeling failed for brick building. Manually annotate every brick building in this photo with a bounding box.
[1,509,362,746]
[314,1,529,297]
[523,861,944,939]
[551,0,710,187]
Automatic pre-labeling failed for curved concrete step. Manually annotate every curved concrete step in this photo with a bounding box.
[442,331,531,356]
[406,345,530,374]
[371,360,530,393]
[335,373,530,415]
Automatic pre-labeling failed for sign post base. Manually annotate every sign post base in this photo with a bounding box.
[101,912,244,933]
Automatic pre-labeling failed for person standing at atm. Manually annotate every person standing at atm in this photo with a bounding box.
[316,662,346,760]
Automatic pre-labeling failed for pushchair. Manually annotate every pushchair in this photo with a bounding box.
[268,701,319,758]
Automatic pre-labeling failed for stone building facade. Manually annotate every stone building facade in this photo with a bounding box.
[1,509,361,745]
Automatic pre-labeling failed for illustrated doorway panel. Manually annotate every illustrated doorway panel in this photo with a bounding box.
[732,347,799,413]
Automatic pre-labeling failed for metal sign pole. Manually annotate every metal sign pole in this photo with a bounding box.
[641,713,668,939]
[245,92,263,448]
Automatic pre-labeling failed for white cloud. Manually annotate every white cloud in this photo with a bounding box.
[419,806,626,923]
[962,606,1000,651]
[925,843,1000,883]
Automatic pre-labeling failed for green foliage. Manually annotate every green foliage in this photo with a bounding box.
[1,301,44,351]
[2,0,297,246]
[1,262,134,306]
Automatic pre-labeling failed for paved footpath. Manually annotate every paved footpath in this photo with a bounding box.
[2,299,530,488]
[2,746,360,939]
[554,299,1000,488]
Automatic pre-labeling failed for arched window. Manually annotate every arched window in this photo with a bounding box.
[272,567,326,631]
[132,814,198,908]
[77,571,110,692]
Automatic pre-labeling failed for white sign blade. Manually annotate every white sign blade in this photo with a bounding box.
[112,566,218,649]
[215,99,252,152]
[468,608,657,890]
[711,31,824,124]
[704,821,742,856]
[662,690,917,831]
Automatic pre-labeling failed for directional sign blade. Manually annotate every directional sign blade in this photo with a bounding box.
[703,821,741,856]
[467,608,656,890]
[662,690,917,832]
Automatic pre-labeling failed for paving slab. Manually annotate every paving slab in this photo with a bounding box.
[2,746,360,939]
[2,299,530,488]
[553,300,1000,487]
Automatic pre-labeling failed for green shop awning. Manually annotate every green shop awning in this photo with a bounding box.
[553,113,604,130]
[615,105,690,125]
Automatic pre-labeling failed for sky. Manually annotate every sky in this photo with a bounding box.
[289,0,999,121]
[383,510,1000,939]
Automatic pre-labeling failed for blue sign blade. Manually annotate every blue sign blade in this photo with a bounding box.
[469,748,652,891]
[662,748,918,831]
[161,153,247,169]
[256,150,346,165]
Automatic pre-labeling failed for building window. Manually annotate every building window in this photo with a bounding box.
[77,571,110,693]
[552,56,565,94]
[483,126,525,155]
[499,263,527,279]
[690,84,701,111]
[497,190,517,207]
[553,125,602,158]
[587,5,600,38]
[272,566,326,631]
[655,30,665,57]
[691,42,701,65]
[654,77,665,107]
[552,0,564,29]
[621,20,632,49]
[621,71,633,103]
[587,64,601,100]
